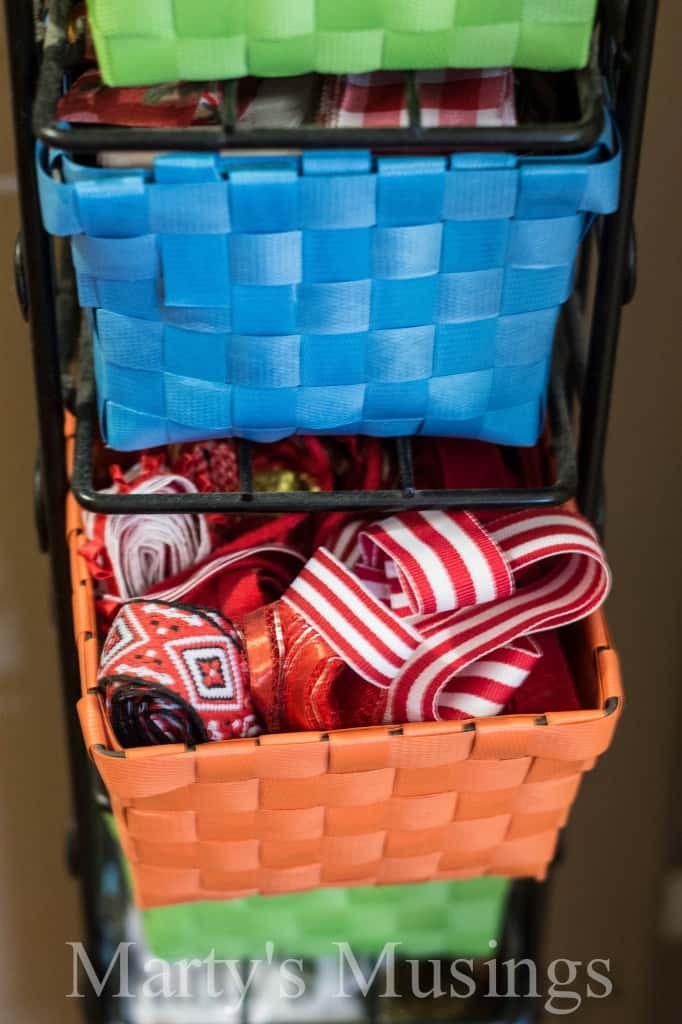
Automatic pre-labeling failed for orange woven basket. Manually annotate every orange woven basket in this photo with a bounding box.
[65,418,623,910]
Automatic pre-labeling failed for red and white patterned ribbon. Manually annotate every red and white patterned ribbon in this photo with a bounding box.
[284,509,610,723]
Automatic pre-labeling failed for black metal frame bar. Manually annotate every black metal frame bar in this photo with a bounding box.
[3,0,658,1022]
[578,0,659,520]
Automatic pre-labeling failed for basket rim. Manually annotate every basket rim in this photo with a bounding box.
[65,414,621,765]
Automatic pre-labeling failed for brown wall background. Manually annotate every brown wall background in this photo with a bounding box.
[0,2,679,1022]
[544,2,682,1021]
[0,7,82,1022]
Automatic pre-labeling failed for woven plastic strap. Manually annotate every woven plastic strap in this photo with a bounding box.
[87,0,599,84]
[284,508,610,722]
[139,875,511,961]
[38,140,621,244]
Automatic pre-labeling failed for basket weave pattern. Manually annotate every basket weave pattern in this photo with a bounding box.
[66,424,622,910]
[41,145,619,449]
[140,876,512,960]
[87,0,599,84]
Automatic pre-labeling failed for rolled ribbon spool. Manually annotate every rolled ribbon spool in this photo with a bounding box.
[98,544,305,747]
[100,601,257,745]
[81,466,212,601]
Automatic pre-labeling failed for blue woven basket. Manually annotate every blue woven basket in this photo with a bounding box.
[38,132,619,451]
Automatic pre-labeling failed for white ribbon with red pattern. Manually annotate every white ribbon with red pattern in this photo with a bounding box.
[283,509,610,723]
[82,469,212,600]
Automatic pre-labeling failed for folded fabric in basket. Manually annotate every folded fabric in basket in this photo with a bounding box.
[59,67,515,133]
[318,69,517,128]
[57,70,223,127]
[58,70,320,129]
[98,505,609,747]
[57,71,312,131]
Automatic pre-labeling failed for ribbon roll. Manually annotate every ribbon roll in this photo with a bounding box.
[98,544,306,747]
[82,466,212,601]
[99,600,258,745]
[284,508,610,724]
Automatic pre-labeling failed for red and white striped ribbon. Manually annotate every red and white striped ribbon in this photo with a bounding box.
[283,546,422,689]
[359,510,514,617]
[328,518,365,567]
[284,508,610,723]
[437,637,542,721]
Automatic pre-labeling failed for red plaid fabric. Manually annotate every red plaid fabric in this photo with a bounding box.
[62,68,516,133]
[57,70,222,127]
[419,69,517,127]
[319,69,517,129]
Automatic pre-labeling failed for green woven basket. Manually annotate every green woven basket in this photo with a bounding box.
[142,878,511,962]
[87,0,599,85]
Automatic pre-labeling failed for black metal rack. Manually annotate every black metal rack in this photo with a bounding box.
[3,0,658,1022]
